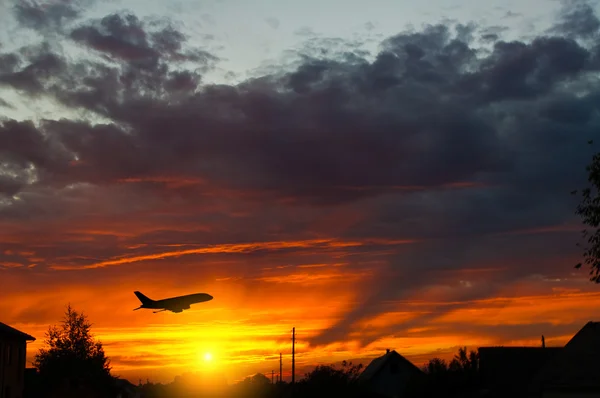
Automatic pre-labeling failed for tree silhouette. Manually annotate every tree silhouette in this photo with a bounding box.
[574,142,600,282]
[422,347,479,397]
[230,373,275,398]
[421,357,449,396]
[298,361,364,398]
[422,357,448,376]
[452,346,478,373]
[33,305,114,397]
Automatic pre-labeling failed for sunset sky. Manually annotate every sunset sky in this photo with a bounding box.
[2,0,600,385]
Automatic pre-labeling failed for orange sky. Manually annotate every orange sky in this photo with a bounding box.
[2,224,599,384]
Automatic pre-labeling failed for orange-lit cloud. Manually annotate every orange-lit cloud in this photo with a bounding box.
[48,238,417,270]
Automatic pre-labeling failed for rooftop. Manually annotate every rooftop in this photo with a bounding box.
[0,322,36,341]
[359,349,423,381]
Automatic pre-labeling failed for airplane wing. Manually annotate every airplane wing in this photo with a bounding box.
[165,304,190,313]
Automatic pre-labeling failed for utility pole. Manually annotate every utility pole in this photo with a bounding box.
[291,327,296,385]
[279,352,282,384]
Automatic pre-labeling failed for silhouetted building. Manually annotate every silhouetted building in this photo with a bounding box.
[479,321,600,398]
[358,349,425,398]
[528,321,600,397]
[0,322,36,398]
[478,346,562,397]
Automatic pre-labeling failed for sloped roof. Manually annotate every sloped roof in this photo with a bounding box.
[359,350,423,381]
[113,378,139,392]
[0,322,36,341]
[530,321,600,391]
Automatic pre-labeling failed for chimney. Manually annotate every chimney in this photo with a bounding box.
[541,335,545,348]
[386,349,390,354]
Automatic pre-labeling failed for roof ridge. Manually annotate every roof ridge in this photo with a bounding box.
[0,322,36,341]
[359,350,423,382]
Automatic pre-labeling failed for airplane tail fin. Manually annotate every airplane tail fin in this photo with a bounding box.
[134,291,153,305]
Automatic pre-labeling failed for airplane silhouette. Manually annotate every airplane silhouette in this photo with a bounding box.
[133,291,213,313]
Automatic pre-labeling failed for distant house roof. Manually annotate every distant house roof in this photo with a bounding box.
[530,321,600,392]
[359,350,423,382]
[113,378,139,392]
[0,322,36,341]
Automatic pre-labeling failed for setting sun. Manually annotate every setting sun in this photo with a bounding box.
[204,352,213,362]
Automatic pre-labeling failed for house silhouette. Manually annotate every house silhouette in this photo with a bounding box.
[358,349,425,398]
[478,321,600,397]
[528,321,600,397]
[0,322,35,398]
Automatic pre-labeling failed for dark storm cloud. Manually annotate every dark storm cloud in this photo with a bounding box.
[2,1,600,345]
[551,0,600,39]
[13,0,87,32]
[0,119,74,196]
[70,13,216,68]
[70,13,160,66]
[480,33,499,43]
[0,53,20,73]
[2,9,216,98]
[2,17,597,205]
[479,26,509,43]
[0,43,66,94]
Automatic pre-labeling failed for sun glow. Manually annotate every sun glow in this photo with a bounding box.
[204,352,213,362]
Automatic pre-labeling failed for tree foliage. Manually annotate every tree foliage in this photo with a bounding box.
[574,147,600,282]
[423,357,448,375]
[421,347,479,396]
[33,305,113,395]
[228,373,277,398]
[303,360,363,384]
[297,361,364,398]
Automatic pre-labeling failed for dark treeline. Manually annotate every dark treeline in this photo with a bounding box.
[24,305,483,398]
[138,361,365,398]
[419,347,481,397]
[137,351,481,398]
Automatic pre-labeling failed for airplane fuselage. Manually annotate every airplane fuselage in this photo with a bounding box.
[148,293,213,309]
[134,291,213,313]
